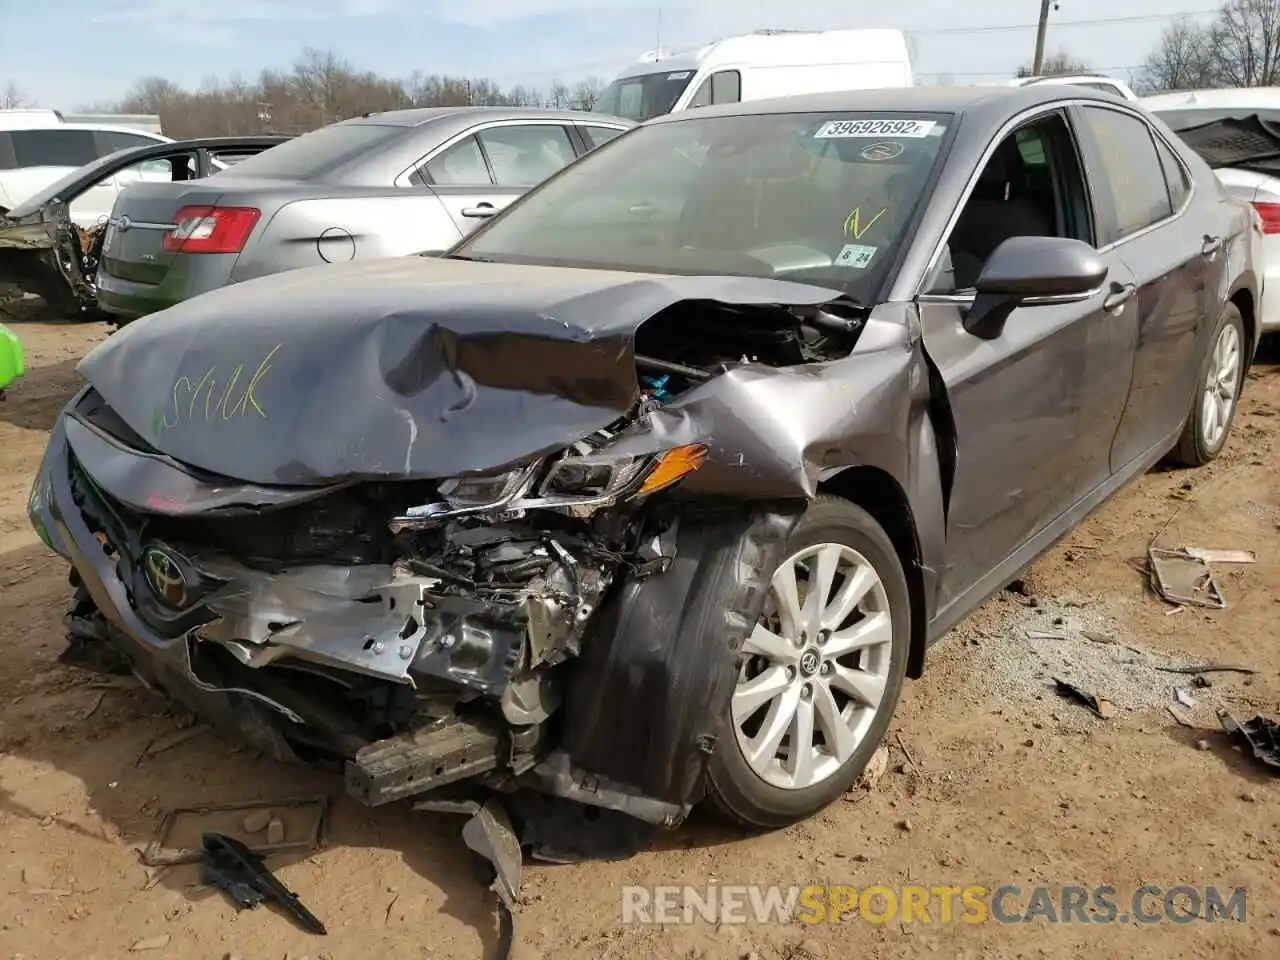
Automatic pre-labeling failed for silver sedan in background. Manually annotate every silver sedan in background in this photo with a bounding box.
[95,106,634,324]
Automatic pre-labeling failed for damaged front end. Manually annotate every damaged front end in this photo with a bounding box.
[0,198,102,314]
[32,258,926,836]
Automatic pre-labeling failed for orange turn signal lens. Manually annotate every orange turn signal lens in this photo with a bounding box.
[637,444,708,496]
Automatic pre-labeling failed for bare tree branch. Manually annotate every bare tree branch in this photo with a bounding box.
[1017,51,1092,77]
[1212,0,1280,86]
[1136,15,1219,92]
[2,82,31,109]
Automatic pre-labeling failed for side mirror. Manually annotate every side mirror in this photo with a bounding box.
[964,235,1108,339]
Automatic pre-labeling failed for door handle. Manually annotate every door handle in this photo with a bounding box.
[1103,281,1137,314]
[461,203,497,219]
[1201,234,1223,258]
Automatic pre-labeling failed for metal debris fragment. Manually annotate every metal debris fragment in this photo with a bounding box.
[415,796,519,960]
[1183,547,1256,564]
[1147,546,1226,609]
[1218,710,1280,772]
[1175,688,1198,709]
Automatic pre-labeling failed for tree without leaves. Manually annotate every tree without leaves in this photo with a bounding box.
[1136,0,1280,92]
[1136,15,1219,92]
[1212,0,1280,86]
[71,50,606,138]
[1016,51,1092,78]
[2,82,31,109]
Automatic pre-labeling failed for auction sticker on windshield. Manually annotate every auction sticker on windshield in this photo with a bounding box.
[815,119,937,139]
[836,244,878,269]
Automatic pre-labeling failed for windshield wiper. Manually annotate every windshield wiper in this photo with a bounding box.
[443,252,493,263]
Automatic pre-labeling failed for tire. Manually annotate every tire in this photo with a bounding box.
[705,496,911,829]
[1170,303,1247,467]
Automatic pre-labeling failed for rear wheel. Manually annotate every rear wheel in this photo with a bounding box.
[705,497,910,829]
[1170,303,1246,467]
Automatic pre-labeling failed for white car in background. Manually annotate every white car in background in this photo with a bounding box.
[1143,88,1280,334]
[0,110,171,227]
[989,73,1139,101]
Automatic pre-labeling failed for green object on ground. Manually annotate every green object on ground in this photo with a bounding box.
[0,322,23,392]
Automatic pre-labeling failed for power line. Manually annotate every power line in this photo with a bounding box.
[910,9,1217,36]
[916,65,1144,79]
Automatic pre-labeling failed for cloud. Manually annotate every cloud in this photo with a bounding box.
[87,0,393,26]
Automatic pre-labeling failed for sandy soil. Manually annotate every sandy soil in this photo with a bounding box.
[0,316,1277,960]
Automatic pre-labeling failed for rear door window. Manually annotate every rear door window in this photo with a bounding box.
[582,125,627,149]
[1154,136,1191,210]
[9,129,98,168]
[1076,106,1173,244]
[423,135,492,186]
[476,125,577,186]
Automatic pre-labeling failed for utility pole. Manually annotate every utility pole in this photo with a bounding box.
[1032,0,1053,75]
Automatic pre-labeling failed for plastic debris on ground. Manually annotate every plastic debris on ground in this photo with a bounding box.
[1052,677,1117,719]
[200,832,327,934]
[1218,710,1280,772]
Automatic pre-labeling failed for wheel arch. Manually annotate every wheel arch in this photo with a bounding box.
[1228,284,1257,369]
[818,464,930,680]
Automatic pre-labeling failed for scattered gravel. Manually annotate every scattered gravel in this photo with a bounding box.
[954,592,1207,731]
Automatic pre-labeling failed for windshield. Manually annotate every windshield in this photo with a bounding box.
[216,122,402,180]
[592,70,695,121]
[455,111,953,299]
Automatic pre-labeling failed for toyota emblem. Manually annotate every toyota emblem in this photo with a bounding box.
[799,648,821,677]
[142,544,188,609]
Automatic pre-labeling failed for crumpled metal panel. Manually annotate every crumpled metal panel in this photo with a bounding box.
[75,256,849,486]
[191,560,431,683]
[602,314,922,499]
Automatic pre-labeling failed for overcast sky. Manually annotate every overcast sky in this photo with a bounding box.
[3,0,1220,107]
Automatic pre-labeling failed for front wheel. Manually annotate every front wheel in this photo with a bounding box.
[1169,303,1247,467]
[705,496,910,829]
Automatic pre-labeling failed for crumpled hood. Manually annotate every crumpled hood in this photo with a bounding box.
[78,256,840,486]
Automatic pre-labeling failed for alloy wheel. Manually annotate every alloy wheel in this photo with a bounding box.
[730,542,894,790]
[1201,320,1242,451]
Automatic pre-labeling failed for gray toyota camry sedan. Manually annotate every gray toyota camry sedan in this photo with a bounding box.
[30,85,1260,879]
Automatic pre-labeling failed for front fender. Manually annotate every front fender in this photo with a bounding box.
[554,504,804,818]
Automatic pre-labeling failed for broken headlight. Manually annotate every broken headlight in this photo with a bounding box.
[437,468,532,508]
[539,444,707,502]
[397,444,708,528]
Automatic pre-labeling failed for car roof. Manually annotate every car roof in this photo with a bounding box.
[645,83,1125,126]
[0,123,170,139]
[1141,88,1280,111]
[338,106,635,128]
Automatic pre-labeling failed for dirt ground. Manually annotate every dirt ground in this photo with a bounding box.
[0,314,1278,960]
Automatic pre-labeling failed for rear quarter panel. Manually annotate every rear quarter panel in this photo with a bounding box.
[231,193,461,282]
